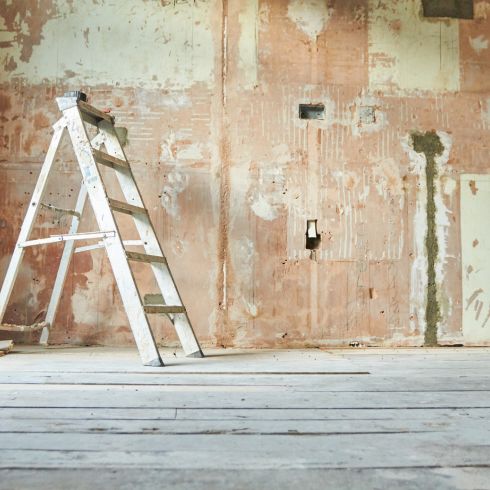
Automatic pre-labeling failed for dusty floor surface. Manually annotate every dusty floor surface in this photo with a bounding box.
[0,346,489,489]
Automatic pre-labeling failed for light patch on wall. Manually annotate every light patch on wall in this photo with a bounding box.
[371,158,405,207]
[480,97,490,129]
[229,237,259,336]
[238,0,259,89]
[287,0,330,39]
[251,193,277,221]
[0,0,216,89]
[160,171,190,219]
[433,132,454,329]
[248,144,290,222]
[469,35,489,54]
[368,0,460,93]
[71,266,123,328]
[402,135,428,337]
[461,174,490,345]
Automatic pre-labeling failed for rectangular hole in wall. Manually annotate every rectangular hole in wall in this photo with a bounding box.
[305,219,321,250]
[299,104,325,120]
[422,0,473,19]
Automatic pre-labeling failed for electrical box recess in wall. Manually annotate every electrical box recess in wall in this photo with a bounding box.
[305,220,321,250]
[299,104,325,120]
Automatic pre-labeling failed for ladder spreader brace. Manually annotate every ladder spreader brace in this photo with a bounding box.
[0,92,204,366]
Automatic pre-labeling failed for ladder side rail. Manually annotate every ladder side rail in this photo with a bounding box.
[98,122,203,357]
[40,133,105,344]
[39,183,87,344]
[63,106,163,366]
[0,118,66,321]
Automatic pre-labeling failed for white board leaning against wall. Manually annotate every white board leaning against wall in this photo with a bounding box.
[461,174,490,345]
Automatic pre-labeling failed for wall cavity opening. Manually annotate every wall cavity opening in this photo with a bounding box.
[299,104,325,120]
[306,219,321,260]
[359,106,376,125]
[422,0,473,19]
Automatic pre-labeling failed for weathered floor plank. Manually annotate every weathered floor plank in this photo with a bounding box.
[0,346,489,489]
[1,468,489,490]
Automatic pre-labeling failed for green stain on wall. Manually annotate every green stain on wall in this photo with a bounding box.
[411,131,444,346]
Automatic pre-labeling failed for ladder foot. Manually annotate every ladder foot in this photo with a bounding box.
[144,357,165,367]
[186,349,204,359]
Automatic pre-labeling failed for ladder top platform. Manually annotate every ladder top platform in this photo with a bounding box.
[56,96,115,124]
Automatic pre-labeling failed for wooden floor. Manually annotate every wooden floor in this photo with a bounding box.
[0,346,489,489]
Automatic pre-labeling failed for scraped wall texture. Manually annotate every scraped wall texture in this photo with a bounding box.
[1,0,490,347]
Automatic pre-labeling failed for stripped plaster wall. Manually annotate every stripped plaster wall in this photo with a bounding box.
[1,0,490,348]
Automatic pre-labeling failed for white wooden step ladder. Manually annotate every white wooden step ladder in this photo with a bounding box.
[0,91,203,366]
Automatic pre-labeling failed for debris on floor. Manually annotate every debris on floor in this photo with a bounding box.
[0,339,14,356]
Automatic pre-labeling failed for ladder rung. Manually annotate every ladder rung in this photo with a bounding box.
[78,100,114,124]
[108,198,147,216]
[19,231,116,248]
[126,251,167,264]
[92,149,129,169]
[144,305,186,314]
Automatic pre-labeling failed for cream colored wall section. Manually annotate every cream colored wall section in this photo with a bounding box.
[0,0,216,89]
[238,0,259,89]
[461,174,490,345]
[368,0,460,93]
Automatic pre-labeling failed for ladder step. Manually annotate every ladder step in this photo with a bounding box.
[126,251,167,264]
[92,149,129,169]
[108,198,147,216]
[19,231,116,248]
[144,305,186,314]
[78,100,114,124]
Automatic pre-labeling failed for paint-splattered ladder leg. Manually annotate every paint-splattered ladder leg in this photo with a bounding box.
[97,121,203,358]
[0,119,66,322]
[61,103,163,366]
[40,135,105,345]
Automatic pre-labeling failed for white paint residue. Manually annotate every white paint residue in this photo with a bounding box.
[469,35,489,54]
[177,144,204,160]
[238,0,259,89]
[251,193,277,221]
[287,0,330,39]
[1,0,215,88]
[249,144,290,222]
[71,267,121,328]
[402,135,428,334]
[480,97,490,130]
[160,171,190,218]
[368,0,460,93]
[372,158,404,206]
[434,132,454,323]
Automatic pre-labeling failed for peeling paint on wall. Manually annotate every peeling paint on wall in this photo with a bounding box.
[0,0,216,89]
[1,0,488,348]
[368,0,460,93]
